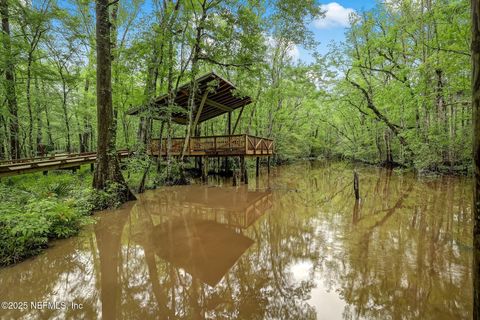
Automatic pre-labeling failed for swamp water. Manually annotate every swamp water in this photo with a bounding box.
[0,161,473,319]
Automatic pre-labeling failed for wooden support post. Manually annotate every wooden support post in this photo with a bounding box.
[90,163,94,172]
[354,171,360,200]
[225,112,232,175]
[241,156,248,184]
[233,158,240,187]
[232,105,245,135]
[192,92,208,136]
[267,156,270,174]
[202,157,208,183]
[233,170,239,186]
[256,157,259,177]
[228,112,232,135]
[224,157,231,175]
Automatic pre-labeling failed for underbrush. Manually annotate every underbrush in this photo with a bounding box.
[0,158,191,266]
[0,169,122,266]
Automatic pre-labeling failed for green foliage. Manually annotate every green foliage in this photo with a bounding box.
[0,208,49,267]
[316,0,471,172]
[89,182,131,210]
[0,174,95,266]
[124,155,154,190]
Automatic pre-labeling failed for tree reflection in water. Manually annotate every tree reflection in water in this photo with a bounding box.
[0,162,473,319]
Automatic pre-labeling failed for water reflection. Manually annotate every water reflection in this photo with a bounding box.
[0,162,473,319]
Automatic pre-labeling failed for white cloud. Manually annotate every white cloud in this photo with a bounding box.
[314,2,356,29]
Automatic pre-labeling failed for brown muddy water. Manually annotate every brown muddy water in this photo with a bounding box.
[0,162,473,319]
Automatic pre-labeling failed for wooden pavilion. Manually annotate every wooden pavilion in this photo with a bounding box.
[127,72,274,173]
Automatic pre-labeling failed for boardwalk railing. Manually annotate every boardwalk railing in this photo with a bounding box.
[0,150,129,177]
[150,134,274,156]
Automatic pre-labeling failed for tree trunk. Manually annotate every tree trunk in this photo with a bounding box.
[26,57,34,157]
[0,114,5,159]
[472,0,480,317]
[93,0,135,202]
[61,81,72,152]
[1,0,20,159]
[44,105,54,148]
[34,76,43,155]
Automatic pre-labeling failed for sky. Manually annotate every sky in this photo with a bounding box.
[296,0,377,63]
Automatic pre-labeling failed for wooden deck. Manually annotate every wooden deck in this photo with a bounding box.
[149,134,274,157]
[0,150,129,177]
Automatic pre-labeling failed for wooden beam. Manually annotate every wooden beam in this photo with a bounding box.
[228,112,232,135]
[205,98,233,112]
[232,105,245,134]
[172,117,188,124]
[191,92,209,135]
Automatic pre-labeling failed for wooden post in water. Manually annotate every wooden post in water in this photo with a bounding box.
[225,112,232,174]
[256,157,259,177]
[240,156,248,184]
[202,156,208,183]
[354,171,360,200]
[267,156,270,174]
[233,169,239,186]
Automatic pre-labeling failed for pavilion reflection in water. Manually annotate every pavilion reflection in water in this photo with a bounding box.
[132,185,273,287]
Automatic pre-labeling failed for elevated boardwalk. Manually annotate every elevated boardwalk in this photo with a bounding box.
[0,150,129,178]
[150,134,274,157]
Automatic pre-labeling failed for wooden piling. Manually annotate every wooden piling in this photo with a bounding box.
[202,157,208,183]
[240,156,248,184]
[256,157,259,177]
[354,171,360,200]
[233,170,239,186]
[267,156,270,174]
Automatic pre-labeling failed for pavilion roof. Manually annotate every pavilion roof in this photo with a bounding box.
[127,71,252,124]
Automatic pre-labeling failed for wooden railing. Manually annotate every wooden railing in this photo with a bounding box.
[0,150,130,177]
[150,134,274,156]
[245,135,275,155]
[0,150,129,165]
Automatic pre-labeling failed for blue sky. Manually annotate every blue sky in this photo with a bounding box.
[297,1,377,63]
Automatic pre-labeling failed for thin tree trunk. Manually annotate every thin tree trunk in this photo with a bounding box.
[44,106,54,148]
[34,76,43,154]
[93,0,135,201]
[26,57,34,157]
[471,0,480,317]
[0,114,5,159]
[1,0,20,159]
[181,1,207,160]
[61,81,71,152]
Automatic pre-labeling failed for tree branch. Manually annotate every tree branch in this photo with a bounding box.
[197,55,253,70]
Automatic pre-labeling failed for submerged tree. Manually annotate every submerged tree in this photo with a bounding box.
[93,0,135,201]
